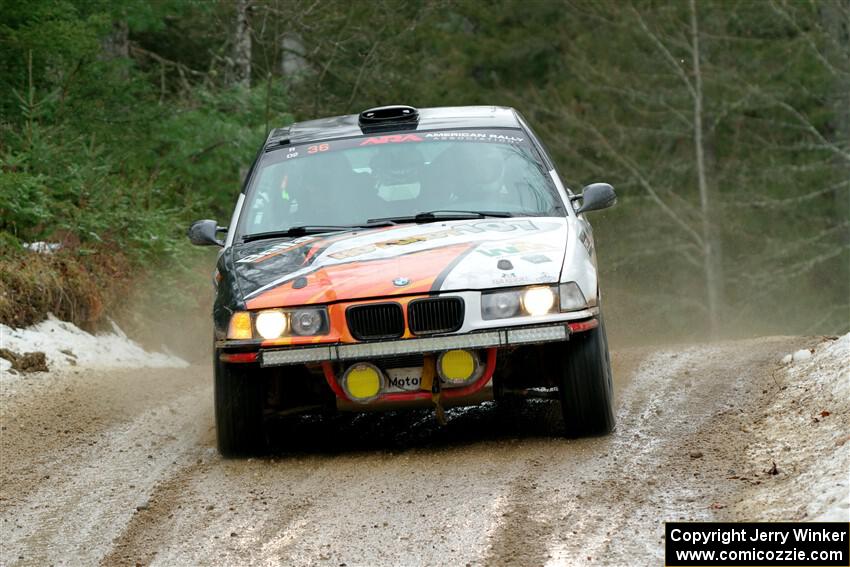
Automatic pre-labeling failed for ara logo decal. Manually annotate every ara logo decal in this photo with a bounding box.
[424,132,525,143]
[359,134,423,146]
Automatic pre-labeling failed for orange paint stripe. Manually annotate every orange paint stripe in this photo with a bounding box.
[246,243,473,310]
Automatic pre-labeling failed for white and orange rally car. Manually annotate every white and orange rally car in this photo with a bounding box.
[189,105,618,456]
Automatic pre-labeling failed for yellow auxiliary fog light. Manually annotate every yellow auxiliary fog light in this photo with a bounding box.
[341,363,384,402]
[437,349,479,384]
[227,311,253,340]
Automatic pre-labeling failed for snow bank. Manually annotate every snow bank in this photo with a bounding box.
[0,314,188,375]
[769,333,850,521]
[783,333,849,403]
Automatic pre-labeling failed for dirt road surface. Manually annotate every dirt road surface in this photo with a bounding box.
[2,336,847,566]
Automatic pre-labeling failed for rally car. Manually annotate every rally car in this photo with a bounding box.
[189,105,618,456]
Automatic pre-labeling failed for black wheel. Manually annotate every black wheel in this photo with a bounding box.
[214,353,266,457]
[556,317,615,437]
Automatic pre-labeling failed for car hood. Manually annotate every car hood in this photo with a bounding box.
[232,217,568,309]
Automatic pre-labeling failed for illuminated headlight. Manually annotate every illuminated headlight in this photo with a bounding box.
[522,286,556,316]
[481,291,521,320]
[255,309,289,339]
[291,308,327,336]
[228,306,329,340]
[559,282,588,311]
[481,286,559,319]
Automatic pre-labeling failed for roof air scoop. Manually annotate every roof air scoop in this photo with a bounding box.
[359,105,419,131]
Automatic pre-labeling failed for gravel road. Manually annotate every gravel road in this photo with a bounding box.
[2,335,847,566]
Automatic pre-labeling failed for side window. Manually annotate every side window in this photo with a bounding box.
[247,161,293,233]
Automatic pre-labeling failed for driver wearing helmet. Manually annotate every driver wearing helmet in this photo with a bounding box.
[369,144,426,204]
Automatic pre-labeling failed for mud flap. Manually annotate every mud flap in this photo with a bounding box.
[420,356,447,425]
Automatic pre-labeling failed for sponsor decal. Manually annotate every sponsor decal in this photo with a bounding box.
[521,254,552,264]
[493,272,528,285]
[241,219,566,303]
[359,134,423,146]
[423,132,525,144]
[327,220,540,260]
[387,374,421,390]
[477,241,556,258]
[266,129,534,165]
[237,236,316,264]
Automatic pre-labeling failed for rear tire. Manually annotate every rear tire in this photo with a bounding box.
[214,354,266,457]
[556,317,615,437]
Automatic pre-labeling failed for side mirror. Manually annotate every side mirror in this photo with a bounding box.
[573,183,617,215]
[188,219,226,247]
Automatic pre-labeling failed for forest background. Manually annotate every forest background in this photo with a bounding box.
[1,0,847,347]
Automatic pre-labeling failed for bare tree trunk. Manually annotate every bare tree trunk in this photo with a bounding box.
[819,0,850,228]
[690,0,722,337]
[280,34,307,79]
[233,0,252,87]
[102,19,129,59]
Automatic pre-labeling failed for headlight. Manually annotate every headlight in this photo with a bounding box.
[481,291,521,320]
[481,286,558,319]
[559,282,588,311]
[255,309,289,339]
[522,286,556,316]
[291,308,326,336]
[228,306,329,340]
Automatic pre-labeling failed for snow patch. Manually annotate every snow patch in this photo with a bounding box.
[792,348,812,362]
[750,334,850,521]
[22,241,63,254]
[784,334,849,400]
[0,314,188,376]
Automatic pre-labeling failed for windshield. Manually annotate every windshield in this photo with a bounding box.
[237,128,563,239]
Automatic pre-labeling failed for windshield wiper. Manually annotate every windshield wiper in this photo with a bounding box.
[242,226,355,242]
[367,210,515,225]
[241,222,395,243]
[242,220,395,242]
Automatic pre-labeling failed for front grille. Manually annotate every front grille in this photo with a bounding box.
[346,303,404,340]
[408,297,465,335]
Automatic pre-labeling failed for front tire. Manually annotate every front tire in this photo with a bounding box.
[214,354,266,457]
[556,317,615,437]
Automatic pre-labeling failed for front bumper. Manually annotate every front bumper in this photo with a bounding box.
[253,320,597,367]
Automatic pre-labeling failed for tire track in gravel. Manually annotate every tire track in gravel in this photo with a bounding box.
[0,366,206,503]
[483,336,809,567]
[2,338,828,567]
[96,349,646,567]
[1,367,211,567]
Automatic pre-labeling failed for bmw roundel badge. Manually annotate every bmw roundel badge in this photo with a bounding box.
[393,277,411,287]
